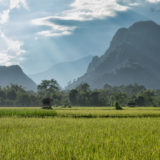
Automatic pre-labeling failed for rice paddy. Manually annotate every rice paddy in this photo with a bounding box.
[0,107,160,160]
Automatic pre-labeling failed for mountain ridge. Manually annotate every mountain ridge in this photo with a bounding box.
[68,21,160,89]
[0,65,37,91]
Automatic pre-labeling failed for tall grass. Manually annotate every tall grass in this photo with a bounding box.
[0,109,57,118]
[1,107,160,118]
[56,109,160,118]
[0,118,160,160]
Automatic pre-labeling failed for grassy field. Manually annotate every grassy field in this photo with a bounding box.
[0,108,57,118]
[0,107,160,159]
[56,107,160,118]
[1,107,160,118]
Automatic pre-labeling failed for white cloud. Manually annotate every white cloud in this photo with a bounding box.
[147,0,160,2]
[32,0,160,38]
[32,17,76,37]
[0,0,7,6]
[32,0,131,37]
[0,0,28,24]
[10,0,28,10]
[0,9,10,24]
[49,0,160,21]
[62,0,129,21]
[0,31,25,66]
[0,0,28,65]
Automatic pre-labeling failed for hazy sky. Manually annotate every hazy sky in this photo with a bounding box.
[0,0,160,74]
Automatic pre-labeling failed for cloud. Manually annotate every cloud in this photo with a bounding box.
[0,9,10,24]
[54,0,129,21]
[0,31,25,66]
[32,0,131,37]
[32,17,76,37]
[32,0,160,38]
[0,0,28,24]
[147,0,160,2]
[0,0,28,65]
[10,0,28,10]
[0,0,7,6]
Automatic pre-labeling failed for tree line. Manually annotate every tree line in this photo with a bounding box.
[0,79,160,107]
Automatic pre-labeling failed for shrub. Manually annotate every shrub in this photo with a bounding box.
[42,98,52,110]
[115,102,123,110]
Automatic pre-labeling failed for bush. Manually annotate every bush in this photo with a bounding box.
[42,98,52,110]
[115,102,123,110]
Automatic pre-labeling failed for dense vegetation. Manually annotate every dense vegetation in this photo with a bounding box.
[1,79,160,107]
[0,84,40,107]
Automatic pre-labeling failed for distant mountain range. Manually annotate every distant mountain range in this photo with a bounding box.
[30,56,93,87]
[0,65,37,91]
[1,21,160,90]
[68,21,160,89]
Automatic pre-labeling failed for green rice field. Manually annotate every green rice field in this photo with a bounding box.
[0,107,160,160]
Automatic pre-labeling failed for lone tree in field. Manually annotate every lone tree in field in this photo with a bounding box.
[42,98,52,109]
[115,102,123,110]
[38,79,60,106]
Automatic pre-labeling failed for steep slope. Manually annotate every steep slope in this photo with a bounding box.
[0,65,37,91]
[30,56,93,87]
[68,21,160,89]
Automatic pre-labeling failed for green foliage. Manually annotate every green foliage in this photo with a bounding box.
[63,100,71,108]
[76,83,90,92]
[68,83,160,107]
[0,85,40,107]
[38,79,60,96]
[42,98,52,110]
[69,89,78,105]
[1,82,160,107]
[115,102,123,110]
[38,79,62,106]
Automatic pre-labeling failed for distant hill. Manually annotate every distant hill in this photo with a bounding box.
[0,65,37,91]
[68,21,160,89]
[30,56,93,87]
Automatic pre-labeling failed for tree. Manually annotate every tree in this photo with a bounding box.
[104,83,112,90]
[128,101,136,107]
[6,88,16,100]
[6,84,25,101]
[76,83,90,92]
[89,91,100,106]
[115,102,123,110]
[135,96,145,106]
[69,89,78,105]
[38,79,61,105]
[16,93,31,106]
[38,79,60,95]
[0,87,5,99]
[42,98,52,109]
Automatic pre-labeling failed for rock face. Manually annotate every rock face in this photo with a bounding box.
[0,65,37,91]
[68,21,160,89]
